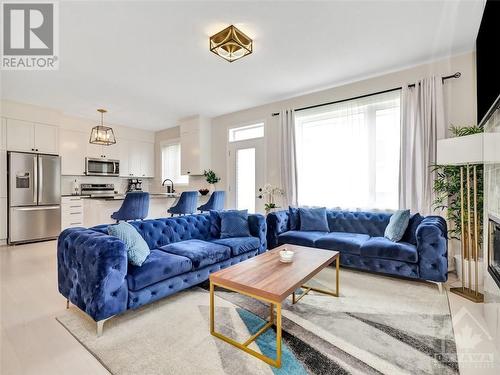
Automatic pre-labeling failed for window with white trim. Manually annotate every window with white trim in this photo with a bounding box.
[229,122,264,142]
[295,90,401,210]
[161,142,189,184]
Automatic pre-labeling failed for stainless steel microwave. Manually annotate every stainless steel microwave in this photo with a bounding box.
[85,157,120,176]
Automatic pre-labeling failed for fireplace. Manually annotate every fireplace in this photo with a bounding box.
[488,215,500,288]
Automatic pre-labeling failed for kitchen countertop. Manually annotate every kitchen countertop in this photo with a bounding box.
[61,192,211,201]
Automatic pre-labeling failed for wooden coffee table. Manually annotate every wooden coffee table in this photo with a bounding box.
[209,244,339,368]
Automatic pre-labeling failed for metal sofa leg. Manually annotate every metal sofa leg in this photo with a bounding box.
[436,282,443,294]
[66,299,69,309]
[96,316,113,337]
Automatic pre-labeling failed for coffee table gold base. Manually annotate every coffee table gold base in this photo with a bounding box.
[210,282,283,368]
[292,256,340,304]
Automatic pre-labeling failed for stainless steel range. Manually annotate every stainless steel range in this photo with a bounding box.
[80,183,116,198]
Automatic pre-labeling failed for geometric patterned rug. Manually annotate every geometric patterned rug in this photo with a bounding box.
[57,268,458,375]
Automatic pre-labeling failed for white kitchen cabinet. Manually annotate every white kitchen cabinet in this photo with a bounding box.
[140,141,155,177]
[1,118,6,150]
[180,116,211,175]
[118,139,130,177]
[0,197,6,241]
[6,119,35,152]
[61,196,84,229]
[0,150,7,197]
[34,123,59,154]
[125,141,154,178]
[86,141,120,160]
[6,119,58,154]
[59,129,87,175]
[128,145,142,177]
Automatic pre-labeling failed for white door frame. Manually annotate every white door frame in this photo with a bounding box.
[227,137,266,214]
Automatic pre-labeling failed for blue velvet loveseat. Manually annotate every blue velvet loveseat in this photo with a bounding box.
[57,213,266,333]
[267,210,448,284]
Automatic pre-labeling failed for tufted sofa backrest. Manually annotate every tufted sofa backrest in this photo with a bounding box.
[327,210,391,237]
[93,214,213,249]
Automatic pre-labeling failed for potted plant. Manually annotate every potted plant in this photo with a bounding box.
[203,170,221,191]
[432,125,484,283]
[258,184,284,215]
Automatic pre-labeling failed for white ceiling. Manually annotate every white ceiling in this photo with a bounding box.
[1,0,485,130]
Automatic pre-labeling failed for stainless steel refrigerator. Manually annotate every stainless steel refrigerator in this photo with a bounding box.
[8,152,61,244]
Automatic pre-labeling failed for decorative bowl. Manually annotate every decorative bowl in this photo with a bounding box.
[199,188,210,196]
[279,249,294,263]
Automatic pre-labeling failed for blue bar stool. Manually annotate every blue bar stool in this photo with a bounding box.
[111,192,150,222]
[167,191,198,216]
[197,191,225,212]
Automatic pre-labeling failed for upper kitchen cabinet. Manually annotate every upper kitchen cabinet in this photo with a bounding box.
[119,140,154,178]
[59,128,87,175]
[6,119,58,154]
[34,123,59,154]
[86,141,120,160]
[180,116,211,175]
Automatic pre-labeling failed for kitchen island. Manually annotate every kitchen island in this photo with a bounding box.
[62,193,211,229]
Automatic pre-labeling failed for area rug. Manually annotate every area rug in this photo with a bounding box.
[57,268,458,375]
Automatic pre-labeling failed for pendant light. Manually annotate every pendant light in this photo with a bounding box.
[89,109,116,145]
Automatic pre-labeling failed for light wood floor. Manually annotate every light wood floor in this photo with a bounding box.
[1,240,499,374]
[1,241,108,375]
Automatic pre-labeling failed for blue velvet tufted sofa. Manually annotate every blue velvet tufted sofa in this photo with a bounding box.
[267,209,448,285]
[57,213,266,333]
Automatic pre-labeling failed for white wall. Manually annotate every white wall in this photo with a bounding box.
[211,52,477,197]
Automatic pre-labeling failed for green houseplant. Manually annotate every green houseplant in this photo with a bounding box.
[203,170,221,190]
[432,125,484,251]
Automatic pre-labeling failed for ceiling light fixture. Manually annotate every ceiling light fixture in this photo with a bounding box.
[209,25,252,62]
[89,109,116,145]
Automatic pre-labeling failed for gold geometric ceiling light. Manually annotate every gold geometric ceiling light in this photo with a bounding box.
[209,25,252,62]
[89,108,116,145]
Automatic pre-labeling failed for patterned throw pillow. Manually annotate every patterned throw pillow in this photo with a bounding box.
[299,207,329,232]
[219,210,251,239]
[384,209,411,242]
[108,222,150,266]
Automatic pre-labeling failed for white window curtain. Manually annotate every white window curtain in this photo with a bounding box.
[279,109,298,207]
[399,76,445,215]
[161,142,189,184]
[295,90,401,210]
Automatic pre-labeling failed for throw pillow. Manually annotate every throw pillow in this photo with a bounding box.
[209,210,222,238]
[108,222,150,266]
[402,213,424,245]
[288,206,300,230]
[299,207,329,232]
[220,210,251,239]
[384,209,411,242]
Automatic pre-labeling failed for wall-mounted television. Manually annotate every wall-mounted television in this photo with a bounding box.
[476,0,500,126]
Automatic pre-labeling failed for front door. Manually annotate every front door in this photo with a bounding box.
[228,138,265,214]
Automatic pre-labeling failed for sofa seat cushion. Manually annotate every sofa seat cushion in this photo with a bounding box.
[360,237,418,263]
[315,232,370,255]
[278,231,328,247]
[159,240,231,270]
[127,250,192,291]
[211,237,260,256]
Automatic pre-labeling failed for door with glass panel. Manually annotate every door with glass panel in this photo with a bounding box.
[228,123,265,213]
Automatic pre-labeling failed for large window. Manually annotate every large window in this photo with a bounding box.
[295,90,401,210]
[161,141,189,184]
